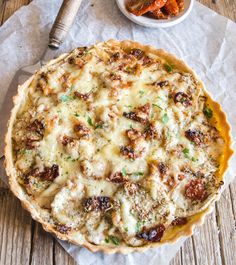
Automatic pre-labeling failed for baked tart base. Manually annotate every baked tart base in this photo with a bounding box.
[5,40,233,254]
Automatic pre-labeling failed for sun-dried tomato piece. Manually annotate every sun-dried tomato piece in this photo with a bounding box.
[138,103,151,115]
[75,47,88,57]
[42,164,59,181]
[120,146,138,159]
[165,175,176,188]
[74,123,90,138]
[185,179,208,201]
[127,128,143,141]
[164,0,179,16]
[126,0,167,16]
[56,224,72,234]
[174,92,192,107]
[24,168,41,182]
[144,123,158,140]
[178,174,185,181]
[171,217,187,226]
[74,91,91,101]
[61,135,74,146]
[84,196,112,212]
[137,224,165,242]
[25,138,40,149]
[107,172,128,184]
[109,52,121,63]
[84,197,99,211]
[176,0,184,12]
[152,80,169,87]
[123,112,145,124]
[185,129,205,145]
[68,47,88,64]
[146,8,169,19]
[129,48,145,59]
[24,164,59,182]
[27,119,45,137]
[158,162,167,175]
[123,103,151,124]
[25,119,45,149]
[142,56,153,66]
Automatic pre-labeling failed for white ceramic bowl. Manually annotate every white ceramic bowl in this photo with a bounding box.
[116,0,194,28]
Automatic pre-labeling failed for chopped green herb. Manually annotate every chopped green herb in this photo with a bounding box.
[135,221,144,233]
[121,167,127,177]
[152,103,163,110]
[60,95,71,102]
[95,124,103,129]
[18,149,31,155]
[139,90,145,96]
[105,235,120,245]
[74,112,80,117]
[157,96,164,101]
[203,107,213,119]
[87,116,93,126]
[129,124,133,129]
[191,157,198,162]
[125,105,133,108]
[125,66,133,73]
[183,148,189,158]
[124,227,129,232]
[66,156,72,161]
[166,130,172,140]
[162,113,169,124]
[134,172,144,177]
[35,182,43,189]
[164,63,173,73]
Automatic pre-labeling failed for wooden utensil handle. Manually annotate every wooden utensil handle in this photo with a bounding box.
[49,0,82,49]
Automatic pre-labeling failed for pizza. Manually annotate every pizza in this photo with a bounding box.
[5,40,233,254]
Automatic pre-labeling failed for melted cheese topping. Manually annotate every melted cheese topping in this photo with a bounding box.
[11,41,227,248]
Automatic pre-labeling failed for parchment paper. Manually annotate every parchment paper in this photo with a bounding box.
[0,0,236,264]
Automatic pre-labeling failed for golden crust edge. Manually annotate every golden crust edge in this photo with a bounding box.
[4,39,234,254]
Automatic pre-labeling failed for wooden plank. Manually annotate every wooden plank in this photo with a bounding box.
[54,241,77,265]
[30,223,54,265]
[181,238,196,265]
[0,0,6,24]
[229,178,236,222]
[215,187,236,265]
[1,0,31,23]
[192,207,222,265]
[200,0,236,21]
[0,180,32,265]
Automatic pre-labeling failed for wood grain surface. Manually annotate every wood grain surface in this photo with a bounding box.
[0,1,235,265]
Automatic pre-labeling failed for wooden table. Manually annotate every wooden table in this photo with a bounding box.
[0,1,236,264]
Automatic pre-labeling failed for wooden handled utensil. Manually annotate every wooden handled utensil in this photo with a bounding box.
[49,0,83,49]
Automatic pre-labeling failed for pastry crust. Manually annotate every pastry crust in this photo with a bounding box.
[4,40,233,254]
